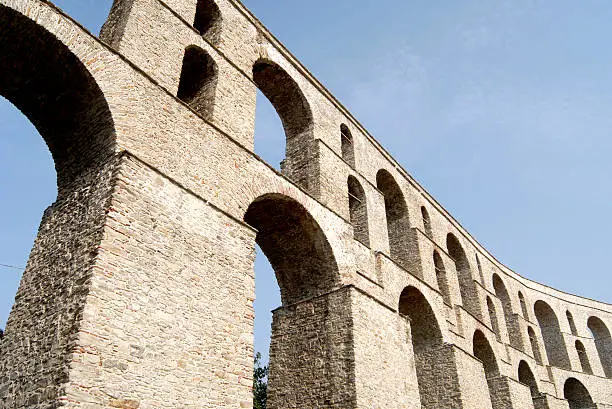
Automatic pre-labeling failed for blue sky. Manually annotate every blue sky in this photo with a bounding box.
[2,1,612,364]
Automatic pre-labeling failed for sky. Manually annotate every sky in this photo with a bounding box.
[2,0,612,365]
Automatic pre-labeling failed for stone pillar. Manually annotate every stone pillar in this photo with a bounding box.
[268,287,356,409]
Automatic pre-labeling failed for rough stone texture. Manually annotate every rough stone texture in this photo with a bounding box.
[1,0,612,408]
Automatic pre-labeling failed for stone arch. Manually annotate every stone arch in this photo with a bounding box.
[567,310,578,336]
[244,193,343,408]
[399,286,459,409]
[487,296,501,341]
[421,206,433,238]
[518,360,539,398]
[473,330,503,409]
[473,330,499,375]
[493,273,523,350]
[575,340,592,374]
[0,3,116,403]
[446,233,480,318]
[534,300,571,370]
[519,291,529,319]
[0,4,115,193]
[376,169,411,269]
[244,193,339,305]
[564,378,595,409]
[433,250,451,305]
[587,316,612,378]
[528,326,543,365]
[340,123,355,167]
[253,59,314,190]
[348,176,369,246]
[194,0,221,44]
[177,45,218,121]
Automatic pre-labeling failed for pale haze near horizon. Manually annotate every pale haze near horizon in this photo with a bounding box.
[1,1,612,366]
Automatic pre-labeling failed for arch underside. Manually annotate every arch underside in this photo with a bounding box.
[0,3,115,192]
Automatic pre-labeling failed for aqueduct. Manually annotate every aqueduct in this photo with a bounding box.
[0,0,611,408]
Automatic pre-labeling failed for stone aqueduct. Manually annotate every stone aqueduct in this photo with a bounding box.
[0,0,611,408]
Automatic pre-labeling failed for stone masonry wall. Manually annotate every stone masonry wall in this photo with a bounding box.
[1,0,612,408]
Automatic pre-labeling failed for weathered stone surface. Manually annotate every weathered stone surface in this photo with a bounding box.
[0,0,611,408]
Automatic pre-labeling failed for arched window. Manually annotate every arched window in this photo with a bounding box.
[487,297,500,341]
[376,169,411,269]
[534,300,571,370]
[518,360,540,399]
[347,176,369,246]
[194,0,221,43]
[433,251,451,305]
[528,326,543,365]
[253,60,313,190]
[518,291,528,319]
[340,124,355,167]
[493,274,523,350]
[177,45,218,120]
[476,254,485,285]
[587,316,612,378]
[575,340,592,374]
[473,330,503,409]
[447,233,481,319]
[399,287,460,409]
[421,206,433,238]
[567,311,578,336]
[564,378,595,409]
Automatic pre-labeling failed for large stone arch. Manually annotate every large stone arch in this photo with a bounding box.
[252,59,314,191]
[473,330,503,409]
[587,316,612,378]
[0,2,116,192]
[244,193,350,408]
[377,169,412,271]
[493,273,523,350]
[244,193,340,305]
[399,286,461,409]
[447,233,481,319]
[534,300,571,370]
[0,2,117,406]
[564,378,595,409]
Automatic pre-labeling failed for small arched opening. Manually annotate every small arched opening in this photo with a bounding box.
[446,233,480,318]
[340,124,355,167]
[493,274,523,350]
[433,250,451,305]
[518,360,540,399]
[473,330,503,409]
[376,169,411,269]
[253,60,313,190]
[193,0,221,43]
[399,286,458,409]
[348,176,369,246]
[528,326,543,365]
[421,206,433,238]
[587,316,612,378]
[177,45,218,121]
[567,311,578,336]
[487,297,501,341]
[575,340,592,374]
[564,378,595,409]
[534,300,571,370]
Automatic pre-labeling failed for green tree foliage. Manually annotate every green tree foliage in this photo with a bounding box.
[253,352,268,409]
